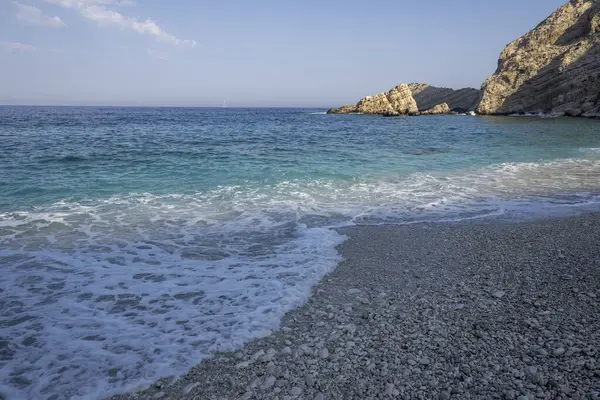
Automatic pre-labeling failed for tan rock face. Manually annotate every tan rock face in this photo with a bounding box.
[420,103,452,115]
[327,84,417,116]
[387,84,419,114]
[326,83,473,115]
[477,0,600,116]
[356,93,398,115]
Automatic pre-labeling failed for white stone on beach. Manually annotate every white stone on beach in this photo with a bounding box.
[492,290,506,299]
[182,382,200,394]
[240,391,254,400]
[347,288,362,295]
[235,361,252,369]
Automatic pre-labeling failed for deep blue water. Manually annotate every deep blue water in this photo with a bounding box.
[1,106,600,399]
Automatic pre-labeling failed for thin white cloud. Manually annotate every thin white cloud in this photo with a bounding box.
[2,42,37,53]
[14,2,66,28]
[44,0,196,48]
[147,48,168,60]
[45,0,135,6]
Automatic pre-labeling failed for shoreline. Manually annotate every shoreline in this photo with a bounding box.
[110,212,600,400]
[327,111,600,119]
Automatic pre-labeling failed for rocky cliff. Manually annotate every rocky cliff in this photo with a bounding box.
[477,0,600,117]
[327,83,477,116]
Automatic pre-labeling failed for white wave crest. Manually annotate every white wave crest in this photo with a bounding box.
[2,156,600,398]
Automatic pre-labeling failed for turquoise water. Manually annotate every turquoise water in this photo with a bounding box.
[1,107,600,399]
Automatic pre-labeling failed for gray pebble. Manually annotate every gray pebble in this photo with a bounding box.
[261,376,276,391]
[553,347,566,356]
[385,383,395,395]
[419,357,431,365]
[290,386,302,396]
[319,348,329,359]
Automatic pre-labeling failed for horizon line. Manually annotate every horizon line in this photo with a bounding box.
[0,104,330,109]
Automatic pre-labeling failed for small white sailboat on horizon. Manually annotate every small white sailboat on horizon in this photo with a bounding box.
[221,100,228,108]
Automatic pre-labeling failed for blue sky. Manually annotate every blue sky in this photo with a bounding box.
[0,0,566,107]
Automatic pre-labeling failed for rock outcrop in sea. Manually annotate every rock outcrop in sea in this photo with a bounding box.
[327,83,480,117]
[328,84,419,116]
[477,0,600,117]
[420,103,452,115]
[408,84,480,112]
[327,84,478,116]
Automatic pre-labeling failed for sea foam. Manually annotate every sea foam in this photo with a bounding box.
[0,195,345,399]
[2,157,600,399]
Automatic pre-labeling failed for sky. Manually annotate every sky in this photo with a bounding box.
[0,0,567,107]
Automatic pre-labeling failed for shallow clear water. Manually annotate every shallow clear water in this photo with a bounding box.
[1,107,600,399]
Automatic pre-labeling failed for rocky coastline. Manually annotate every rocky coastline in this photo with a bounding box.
[328,0,600,118]
[327,84,478,116]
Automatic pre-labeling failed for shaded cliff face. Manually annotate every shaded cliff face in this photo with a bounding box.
[408,84,480,112]
[327,84,478,115]
[478,0,600,117]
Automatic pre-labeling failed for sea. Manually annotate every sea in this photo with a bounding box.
[1,106,600,399]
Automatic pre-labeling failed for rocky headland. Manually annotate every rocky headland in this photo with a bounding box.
[327,84,479,116]
[329,0,600,118]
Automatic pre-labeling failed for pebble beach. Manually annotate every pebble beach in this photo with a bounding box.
[111,212,600,400]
